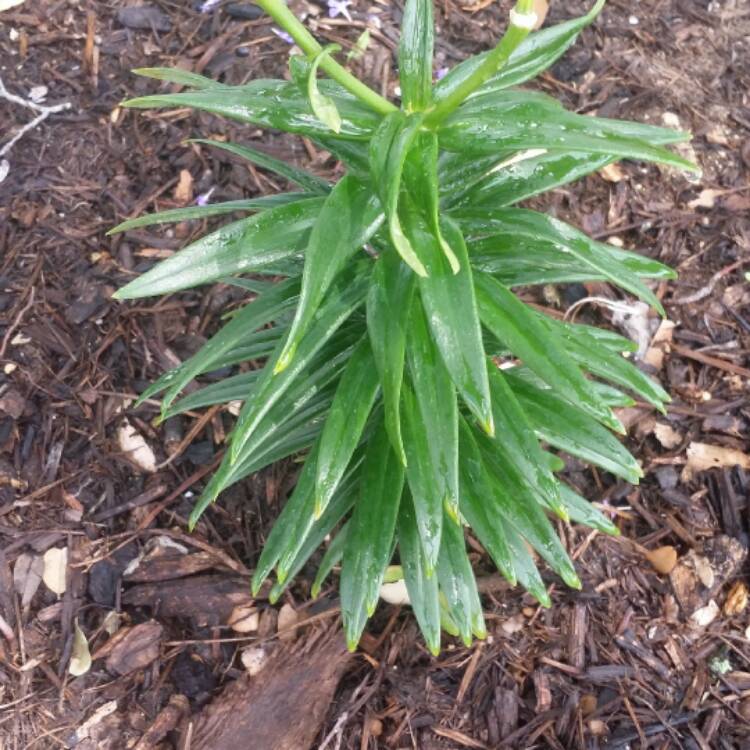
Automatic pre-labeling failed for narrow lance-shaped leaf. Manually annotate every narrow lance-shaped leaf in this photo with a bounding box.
[503,522,551,607]
[273,474,359,599]
[400,381,443,574]
[315,336,380,518]
[457,418,515,584]
[145,277,300,415]
[133,66,227,89]
[368,112,429,276]
[311,522,349,598]
[404,132,459,272]
[557,483,620,536]
[307,45,343,134]
[123,78,380,140]
[504,369,643,483]
[366,249,416,465]
[276,175,383,372]
[398,492,441,655]
[475,272,620,432]
[476,432,581,590]
[485,364,566,520]
[436,514,486,646]
[462,208,666,314]
[407,299,460,520]
[189,138,330,195]
[533,313,670,410]
[434,0,605,101]
[411,214,494,433]
[341,419,405,650]
[113,198,324,299]
[439,90,696,174]
[108,194,310,235]
[399,0,434,112]
[466,230,676,288]
[230,267,369,463]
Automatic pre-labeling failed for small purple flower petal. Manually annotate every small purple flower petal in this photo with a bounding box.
[271,27,294,44]
[196,187,216,206]
[327,0,352,21]
[435,66,449,81]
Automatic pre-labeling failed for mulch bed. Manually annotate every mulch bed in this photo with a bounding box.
[1,0,749,747]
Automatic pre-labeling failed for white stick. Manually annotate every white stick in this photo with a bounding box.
[0,76,72,159]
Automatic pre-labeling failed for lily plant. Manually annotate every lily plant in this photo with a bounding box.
[111,0,695,653]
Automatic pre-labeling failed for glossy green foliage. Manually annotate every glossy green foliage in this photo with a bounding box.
[117,0,691,653]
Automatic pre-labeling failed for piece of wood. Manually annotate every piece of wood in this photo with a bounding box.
[181,630,352,750]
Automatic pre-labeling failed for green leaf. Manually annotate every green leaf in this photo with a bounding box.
[476,432,580,589]
[252,443,360,594]
[189,139,330,194]
[192,335,357,525]
[457,418,515,584]
[276,453,360,586]
[434,0,605,101]
[404,132,459,272]
[400,381,443,574]
[465,209,667,314]
[467,228,676,287]
[133,67,226,89]
[368,112,429,276]
[140,325,281,408]
[315,336,380,518]
[557,483,620,536]
[399,0,434,112]
[341,419,405,650]
[230,268,369,463]
[447,151,611,210]
[443,113,687,211]
[436,515,485,646]
[534,314,670,410]
[311,522,349,598]
[439,90,696,173]
[162,370,261,418]
[147,277,300,414]
[113,198,324,299]
[276,175,383,371]
[308,45,343,134]
[413,215,493,433]
[485,364,566,519]
[398,492,441,655]
[407,300,459,519]
[503,523,551,607]
[504,369,643,483]
[366,249,416,464]
[108,194,309,235]
[475,272,620,432]
[228,338,356,486]
[123,78,380,139]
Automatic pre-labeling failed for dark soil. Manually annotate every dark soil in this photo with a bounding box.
[1,0,749,748]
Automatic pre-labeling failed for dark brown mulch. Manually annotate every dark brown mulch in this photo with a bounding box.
[1,0,749,748]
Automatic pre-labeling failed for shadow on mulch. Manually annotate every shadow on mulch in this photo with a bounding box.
[1,0,749,748]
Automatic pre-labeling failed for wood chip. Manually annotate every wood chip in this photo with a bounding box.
[645,546,678,575]
[174,169,194,204]
[682,442,750,481]
[724,581,748,616]
[69,619,92,676]
[101,620,163,676]
[42,546,68,595]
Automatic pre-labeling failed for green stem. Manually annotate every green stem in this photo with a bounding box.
[255,0,397,116]
[424,0,536,127]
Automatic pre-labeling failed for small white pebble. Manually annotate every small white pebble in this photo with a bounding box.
[628,15,639,25]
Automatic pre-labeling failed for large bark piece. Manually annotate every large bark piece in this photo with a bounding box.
[183,630,352,750]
